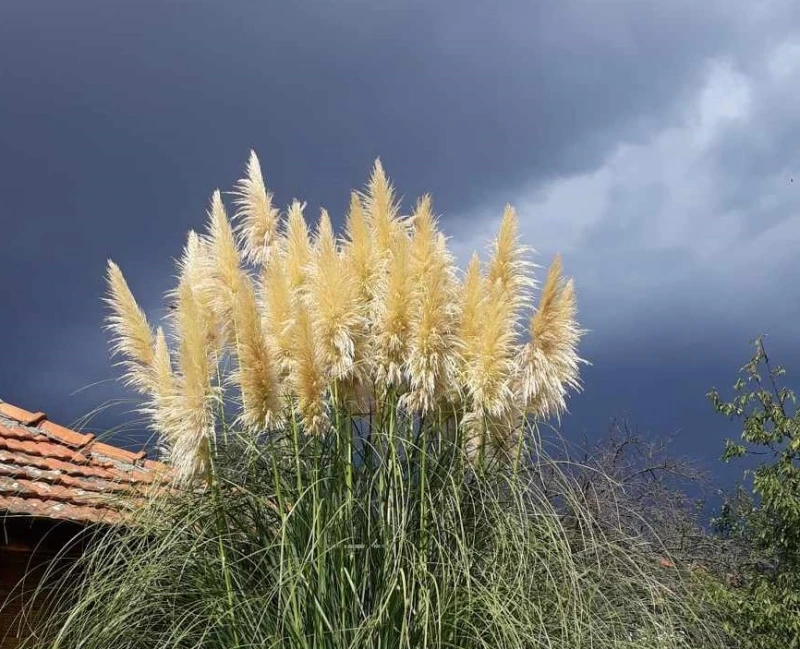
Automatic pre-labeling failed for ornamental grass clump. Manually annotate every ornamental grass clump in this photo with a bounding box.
[23,152,724,649]
[103,152,585,477]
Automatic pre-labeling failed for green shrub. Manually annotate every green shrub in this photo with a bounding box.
[708,336,800,647]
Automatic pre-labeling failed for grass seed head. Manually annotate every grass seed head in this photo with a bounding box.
[403,195,462,413]
[373,223,413,391]
[170,277,218,482]
[205,190,246,346]
[283,200,312,295]
[363,159,401,259]
[343,191,379,305]
[309,209,368,384]
[519,255,585,420]
[261,252,296,379]
[105,260,156,394]
[231,270,280,431]
[232,150,280,267]
[290,302,329,435]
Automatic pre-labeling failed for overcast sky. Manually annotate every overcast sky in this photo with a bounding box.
[2,0,799,483]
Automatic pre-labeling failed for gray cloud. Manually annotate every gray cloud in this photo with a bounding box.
[452,46,800,337]
[445,28,800,464]
[0,0,767,215]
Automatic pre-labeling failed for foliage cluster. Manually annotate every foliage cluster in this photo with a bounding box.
[706,336,800,648]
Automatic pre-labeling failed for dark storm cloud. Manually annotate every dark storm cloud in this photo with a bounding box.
[448,33,800,474]
[0,0,753,216]
[1,0,798,473]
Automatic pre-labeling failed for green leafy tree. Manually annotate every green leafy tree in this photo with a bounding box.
[708,335,800,647]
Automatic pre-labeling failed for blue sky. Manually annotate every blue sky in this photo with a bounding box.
[2,0,799,484]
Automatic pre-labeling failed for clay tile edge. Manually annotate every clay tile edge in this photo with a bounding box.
[90,441,147,464]
[39,420,95,448]
[143,458,168,472]
[0,402,47,427]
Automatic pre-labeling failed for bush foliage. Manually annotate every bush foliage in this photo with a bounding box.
[707,336,800,647]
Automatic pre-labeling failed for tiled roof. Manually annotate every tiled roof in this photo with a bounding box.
[0,399,171,525]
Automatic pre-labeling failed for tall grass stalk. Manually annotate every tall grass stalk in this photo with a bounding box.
[24,420,722,648]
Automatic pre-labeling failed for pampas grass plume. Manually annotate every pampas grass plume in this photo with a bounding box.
[105,260,156,394]
[403,195,461,413]
[233,150,279,267]
[519,254,585,420]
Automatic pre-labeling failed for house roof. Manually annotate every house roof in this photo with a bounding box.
[0,399,170,525]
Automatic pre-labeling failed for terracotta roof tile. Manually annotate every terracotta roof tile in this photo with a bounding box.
[0,399,172,525]
[90,441,147,464]
[0,476,114,506]
[0,436,90,463]
[39,420,95,447]
[0,449,120,482]
[0,460,134,494]
[0,422,39,442]
[0,403,46,427]
[143,458,165,471]
[0,495,123,525]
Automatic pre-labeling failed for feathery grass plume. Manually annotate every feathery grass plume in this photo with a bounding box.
[145,326,175,459]
[485,204,534,320]
[518,255,585,420]
[341,191,381,403]
[312,207,336,254]
[231,275,280,431]
[342,191,379,305]
[362,159,401,257]
[166,230,221,358]
[373,222,413,391]
[204,190,245,344]
[260,251,295,379]
[461,207,533,455]
[173,230,209,290]
[232,150,280,267]
[290,301,328,434]
[459,253,484,364]
[105,260,156,394]
[157,227,222,482]
[308,209,367,385]
[151,326,173,403]
[453,253,485,443]
[206,189,279,429]
[170,275,218,482]
[282,199,312,295]
[402,195,461,413]
[460,290,519,457]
